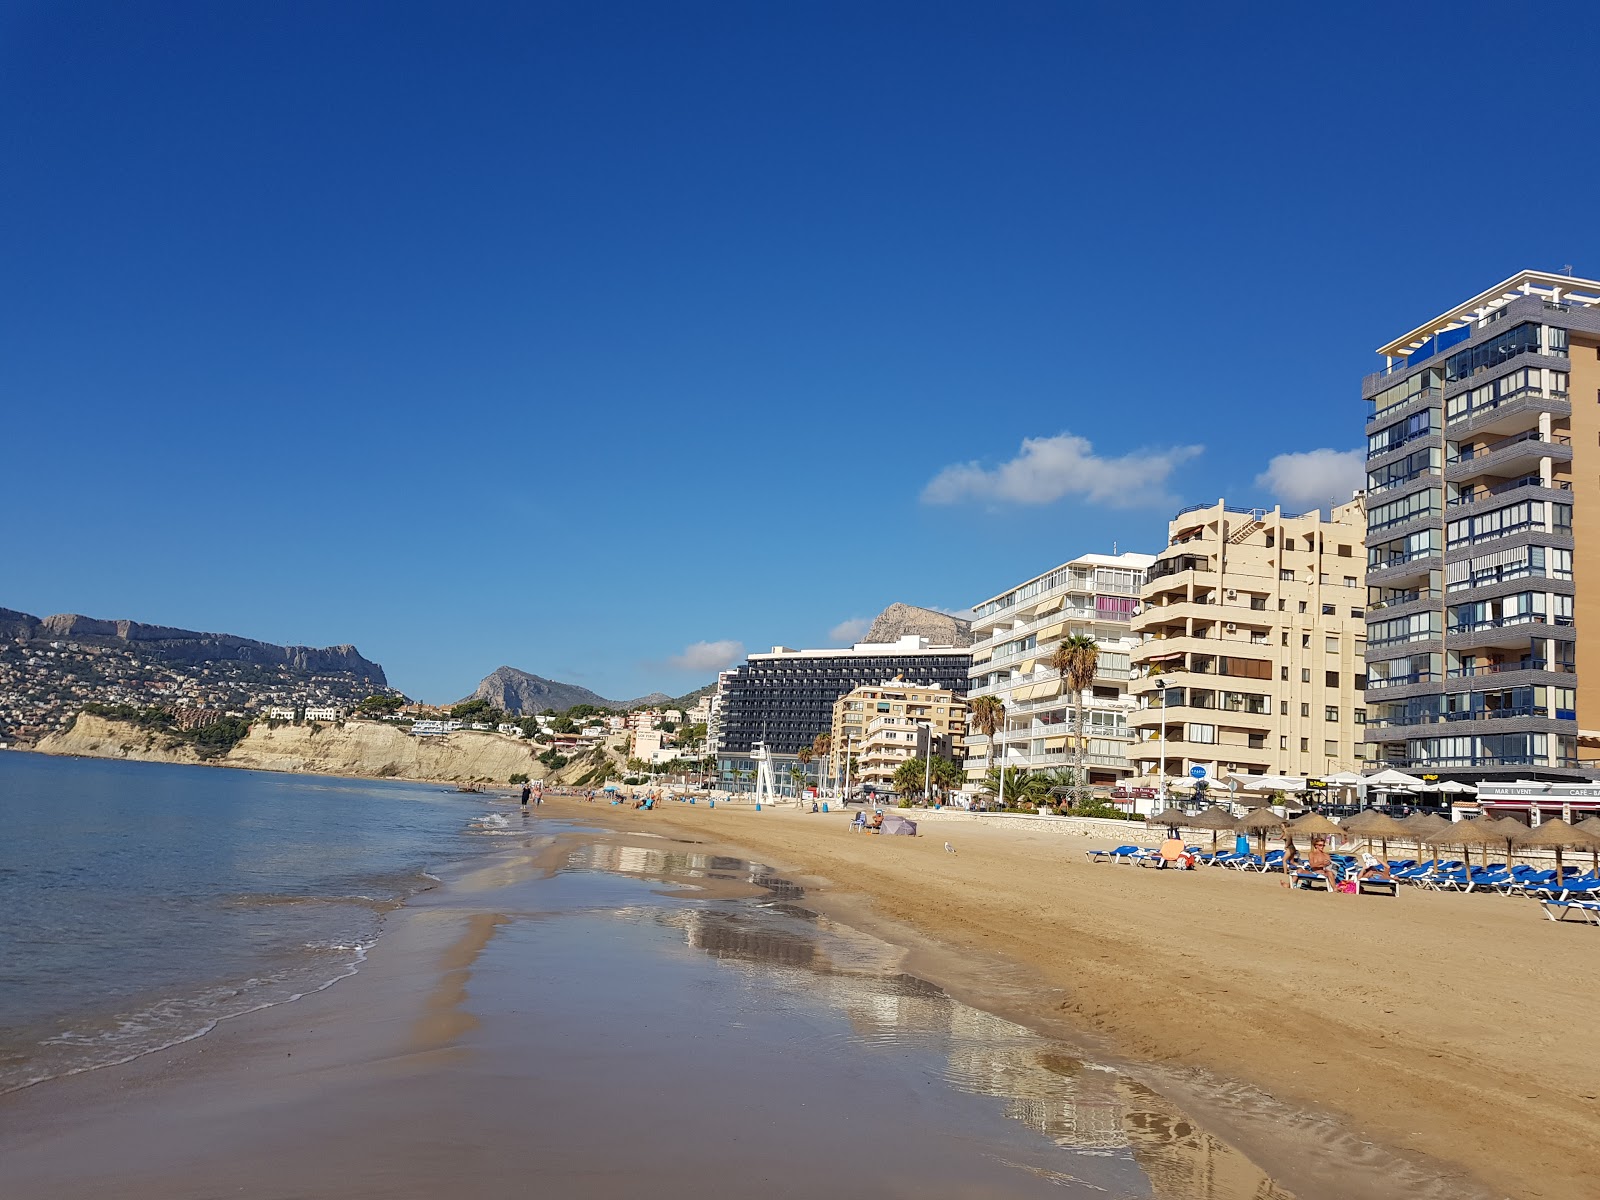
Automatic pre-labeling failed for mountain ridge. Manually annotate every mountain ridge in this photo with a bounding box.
[0,606,386,680]
[465,665,684,714]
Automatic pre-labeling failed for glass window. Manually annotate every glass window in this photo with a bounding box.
[1354,708,1366,724]
[1325,706,1339,722]
[1300,738,1309,752]
[1301,669,1311,683]
[1324,739,1338,755]
[1300,703,1310,717]
[1326,670,1339,687]
[1187,723,1216,744]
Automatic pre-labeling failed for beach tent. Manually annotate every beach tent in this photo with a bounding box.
[879,814,917,836]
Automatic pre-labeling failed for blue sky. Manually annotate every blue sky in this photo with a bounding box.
[4,2,1598,703]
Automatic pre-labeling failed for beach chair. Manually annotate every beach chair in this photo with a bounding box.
[1292,870,1332,891]
[1357,875,1398,897]
[1083,844,1141,863]
[1536,898,1600,925]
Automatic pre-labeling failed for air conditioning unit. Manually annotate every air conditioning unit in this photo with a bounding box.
[1225,588,1237,600]
[1225,623,1237,633]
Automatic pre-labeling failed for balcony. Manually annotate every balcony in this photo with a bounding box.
[1365,669,1441,691]
[1447,388,1571,440]
[1446,475,1564,508]
[1366,385,1442,429]
[1446,658,1573,679]
[1366,551,1442,587]
[1446,430,1571,486]
[1367,586,1442,613]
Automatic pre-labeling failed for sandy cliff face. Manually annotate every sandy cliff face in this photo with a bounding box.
[36,715,563,783]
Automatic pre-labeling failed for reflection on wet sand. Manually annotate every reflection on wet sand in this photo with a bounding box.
[567,837,1293,1200]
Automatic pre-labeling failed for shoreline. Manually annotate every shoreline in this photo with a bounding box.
[538,793,1592,1200]
[4,783,1583,1196]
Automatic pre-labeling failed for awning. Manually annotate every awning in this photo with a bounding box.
[1035,595,1065,616]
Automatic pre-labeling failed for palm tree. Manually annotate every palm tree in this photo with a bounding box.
[787,762,807,799]
[1052,634,1100,810]
[795,745,814,805]
[969,694,1007,808]
[811,732,832,789]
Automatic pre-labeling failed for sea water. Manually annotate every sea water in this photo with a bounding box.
[0,753,504,1092]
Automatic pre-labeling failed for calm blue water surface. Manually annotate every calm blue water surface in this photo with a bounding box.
[0,754,509,1091]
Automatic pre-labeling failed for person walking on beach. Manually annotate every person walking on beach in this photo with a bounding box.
[1281,834,1297,874]
[520,783,531,806]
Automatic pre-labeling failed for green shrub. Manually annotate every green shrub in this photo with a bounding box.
[509,772,529,785]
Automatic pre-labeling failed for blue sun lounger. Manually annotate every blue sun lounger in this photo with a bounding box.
[1084,844,1141,863]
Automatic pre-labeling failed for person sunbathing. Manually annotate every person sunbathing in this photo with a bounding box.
[1357,852,1392,881]
[1307,837,1338,891]
[869,812,885,832]
[1158,837,1187,870]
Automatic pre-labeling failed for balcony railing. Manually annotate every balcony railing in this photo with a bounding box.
[1447,613,1567,635]
[1368,548,1440,572]
[1446,386,1569,428]
[1367,587,1442,612]
[1446,659,1573,678]
[1447,429,1570,465]
[1447,475,1547,507]
[1365,670,1441,690]
[1367,467,1441,498]
[1367,385,1442,423]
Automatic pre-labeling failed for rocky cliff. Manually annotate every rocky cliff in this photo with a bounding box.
[863,603,973,648]
[2,607,386,681]
[36,713,624,786]
[466,665,672,714]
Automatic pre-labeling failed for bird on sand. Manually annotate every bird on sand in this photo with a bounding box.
[943,841,956,854]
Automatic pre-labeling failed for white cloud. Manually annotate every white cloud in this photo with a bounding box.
[668,639,744,672]
[922,433,1203,509]
[1254,448,1365,514]
[829,617,871,643]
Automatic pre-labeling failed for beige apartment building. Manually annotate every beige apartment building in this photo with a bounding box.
[964,551,1154,789]
[831,681,966,791]
[1128,499,1369,787]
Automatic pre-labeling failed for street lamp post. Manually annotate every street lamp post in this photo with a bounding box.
[1155,679,1168,801]
[923,722,933,801]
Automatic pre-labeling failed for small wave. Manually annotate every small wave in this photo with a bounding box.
[0,942,374,1097]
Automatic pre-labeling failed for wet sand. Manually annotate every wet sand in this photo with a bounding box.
[1,819,1316,1200]
[548,798,1599,1200]
[0,802,1574,1198]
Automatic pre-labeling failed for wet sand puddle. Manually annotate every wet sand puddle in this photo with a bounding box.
[424,831,1320,1200]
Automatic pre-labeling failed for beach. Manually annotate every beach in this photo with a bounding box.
[3,784,1591,1199]
[549,796,1597,1200]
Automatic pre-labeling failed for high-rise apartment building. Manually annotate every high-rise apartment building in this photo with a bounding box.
[830,682,967,791]
[1361,270,1598,779]
[1127,501,1369,785]
[965,552,1154,789]
[710,635,971,787]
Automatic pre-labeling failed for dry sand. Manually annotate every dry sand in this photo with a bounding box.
[552,797,1600,1200]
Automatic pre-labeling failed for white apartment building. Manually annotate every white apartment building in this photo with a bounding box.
[265,706,297,721]
[303,705,344,722]
[965,551,1154,789]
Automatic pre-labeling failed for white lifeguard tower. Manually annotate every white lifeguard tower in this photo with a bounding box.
[751,741,778,806]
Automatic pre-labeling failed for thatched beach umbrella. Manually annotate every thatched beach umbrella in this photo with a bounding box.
[1576,816,1600,875]
[1512,819,1600,884]
[1339,809,1410,864]
[1287,812,1342,843]
[1185,805,1240,852]
[1236,806,1286,858]
[1397,812,1451,860]
[1421,817,1501,871]
[1145,807,1191,832]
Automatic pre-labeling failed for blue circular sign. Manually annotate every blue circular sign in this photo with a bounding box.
[1188,766,1208,779]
